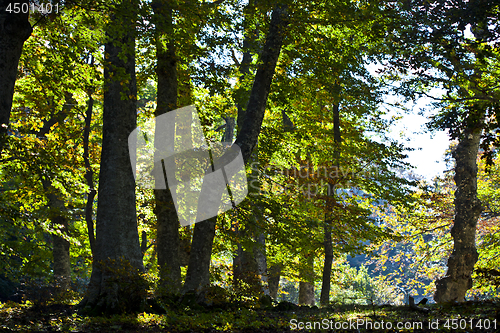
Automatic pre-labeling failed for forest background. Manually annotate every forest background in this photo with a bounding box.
[0,0,499,323]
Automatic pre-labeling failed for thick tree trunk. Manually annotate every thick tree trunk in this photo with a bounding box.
[0,0,32,156]
[434,128,483,303]
[233,154,269,295]
[232,0,266,297]
[233,243,261,294]
[152,0,181,295]
[42,179,71,293]
[233,218,269,295]
[182,3,289,294]
[299,253,315,306]
[80,0,145,315]
[320,103,340,306]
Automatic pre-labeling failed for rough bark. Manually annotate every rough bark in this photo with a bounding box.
[320,103,340,306]
[152,0,181,295]
[299,253,315,306]
[434,128,483,303]
[182,3,289,293]
[0,0,32,156]
[42,179,71,293]
[80,0,145,315]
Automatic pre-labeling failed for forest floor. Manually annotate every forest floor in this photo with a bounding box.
[1,298,499,332]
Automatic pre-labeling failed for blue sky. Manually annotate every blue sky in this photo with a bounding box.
[388,95,451,181]
[366,61,452,181]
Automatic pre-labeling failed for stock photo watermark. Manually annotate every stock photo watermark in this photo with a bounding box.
[246,161,411,199]
[128,105,413,225]
[128,105,248,226]
[289,318,497,331]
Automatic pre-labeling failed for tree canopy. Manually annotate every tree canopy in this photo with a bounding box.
[0,0,499,321]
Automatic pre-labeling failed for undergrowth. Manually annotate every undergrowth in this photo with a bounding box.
[1,297,499,332]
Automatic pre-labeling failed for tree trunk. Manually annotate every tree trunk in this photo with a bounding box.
[233,153,269,295]
[83,89,96,255]
[42,179,71,293]
[320,220,333,306]
[34,93,75,294]
[233,3,289,164]
[231,0,266,297]
[233,243,261,294]
[434,128,483,303]
[254,233,269,295]
[182,3,289,294]
[235,0,258,132]
[0,0,32,156]
[80,0,145,315]
[299,253,315,306]
[233,219,269,296]
[152,0,181,295]
[320,102,340,306]
[268,263,282,300]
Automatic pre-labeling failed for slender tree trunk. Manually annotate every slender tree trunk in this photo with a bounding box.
[235,0,258,131]
[83,88,96,255]
[434,127,483,303]
[320,219,333,306]
[182,3,289,294]
[35,93,75,294]
[320,102,340,306]
[80,0,145,315]
[152,0,181,295]
[52,215,71,291]
[299,252,315,306]
[223,117,235,143]
[254,233,269,295]
[233,243,261,294]
[0,0,32,156]
[42,179,71,293]
[268,262,282,300]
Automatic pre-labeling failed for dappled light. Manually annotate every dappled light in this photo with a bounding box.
[0,0,499,331]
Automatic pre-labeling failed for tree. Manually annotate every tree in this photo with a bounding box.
[80,0,146,314]
[151,0,182,295]
[182,2,290,293]
[0,0,32,156]
[0,5,103,297]
[384,0,500,302]
[371,150,500,301]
